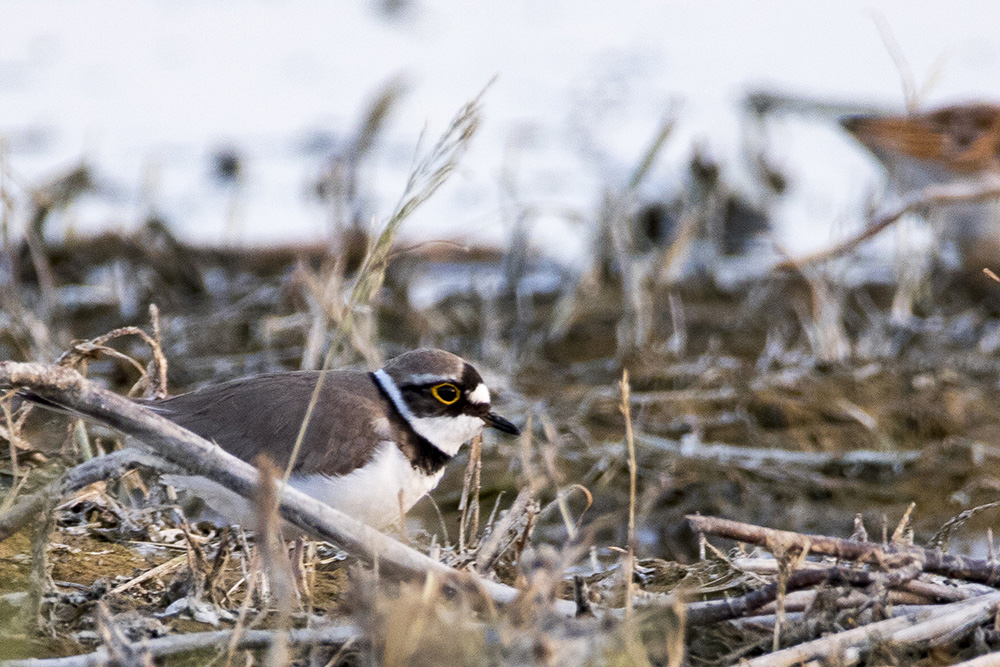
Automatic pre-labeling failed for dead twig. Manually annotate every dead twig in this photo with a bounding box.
[740,591,1000,667]
[254,456,295,667]
[475,487,537,574]
[685,557,924,626]
[775,174,1000,270]
[620,369,637,620]
[637,431,921,471]
[950,652,1000,667]
[458,434,483,552]
[687,515,1000,585]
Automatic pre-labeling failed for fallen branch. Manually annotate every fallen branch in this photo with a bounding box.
[686,558,923,626]
[774,175,1000,269]
[733,558,992,602]
[0,361,576,616]
[0,624,358,667]
[740,591,1000,667]
[688,515,1000,585]
[637,432,921,471]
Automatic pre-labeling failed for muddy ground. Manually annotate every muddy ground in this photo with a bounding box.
[2,210,1000,665]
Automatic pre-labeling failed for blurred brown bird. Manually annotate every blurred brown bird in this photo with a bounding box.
[842,103,1000,186]
[842,102,1000,274]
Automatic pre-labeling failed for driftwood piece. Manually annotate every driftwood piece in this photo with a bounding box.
[0,361,576,616]
[688,515,1000,585]
[0,624,358,667]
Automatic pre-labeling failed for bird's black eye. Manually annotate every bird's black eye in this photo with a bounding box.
[431,383,460,405]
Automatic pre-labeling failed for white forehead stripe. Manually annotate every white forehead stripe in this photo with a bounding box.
[467,383,490,405]
[406,373,460,385]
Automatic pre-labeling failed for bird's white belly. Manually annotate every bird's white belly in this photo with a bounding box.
[290,444,445,528]
[163,443,443,530]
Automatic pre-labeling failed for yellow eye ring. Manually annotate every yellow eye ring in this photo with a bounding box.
[431,383,460,405]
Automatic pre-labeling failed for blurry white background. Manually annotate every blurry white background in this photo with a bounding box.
[2,0,999,262]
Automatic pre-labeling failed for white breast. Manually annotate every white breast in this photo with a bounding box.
[290,443,445,528]
[164,444,445,530]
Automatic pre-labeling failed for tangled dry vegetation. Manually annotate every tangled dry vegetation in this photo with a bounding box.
[3,90,1000,666]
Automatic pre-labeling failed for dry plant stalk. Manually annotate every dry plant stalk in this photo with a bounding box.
[336,82,490,360]
[25,491,56,633]
[458,434,483,552]
[475,486,537,574]
[279,84,489,494]
[929,501,1000,551]
[538,413,580,539]
[620,368,638,620]
[254,456,296,667]
[891,501,916,545]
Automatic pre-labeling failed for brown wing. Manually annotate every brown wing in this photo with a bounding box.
[843,104,1000,175]
[149,371,392,477]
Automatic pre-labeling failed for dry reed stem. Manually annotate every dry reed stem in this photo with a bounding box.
[619,369,637,621]
[253,456,295,667]
[458,434,483,552]
[279,85,487,496]
[619,370,637,549]
[891,501,916,545]
[637,430,920,470]
[0,395,29,513]
[221,550,264,667]
[25,491,56,633]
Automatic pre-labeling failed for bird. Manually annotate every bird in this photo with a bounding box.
[841,103,1000,183]
[27,349,520,530]
[150,348,521,529]
[841,102,1000,271]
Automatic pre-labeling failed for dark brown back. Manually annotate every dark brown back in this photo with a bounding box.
[149,371,391,477]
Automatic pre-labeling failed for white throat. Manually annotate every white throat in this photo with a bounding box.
[373,368,483,456]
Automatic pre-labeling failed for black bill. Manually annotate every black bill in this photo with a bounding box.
[484,411,521,435]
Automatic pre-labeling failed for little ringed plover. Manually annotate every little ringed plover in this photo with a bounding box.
[149,348,519,529]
